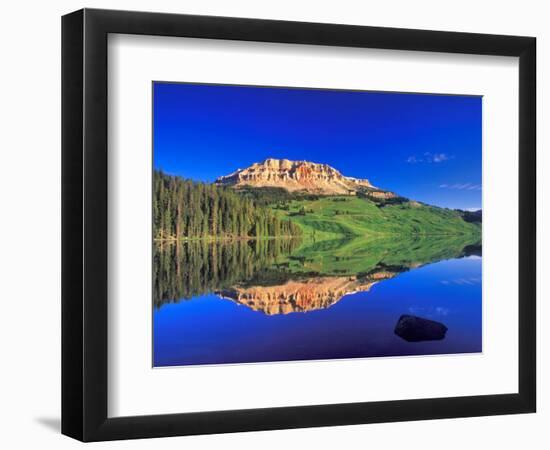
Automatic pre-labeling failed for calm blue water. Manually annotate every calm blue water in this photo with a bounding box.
[153,256,482,367]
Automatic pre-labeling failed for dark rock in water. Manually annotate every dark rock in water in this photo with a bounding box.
[394,314,448,342]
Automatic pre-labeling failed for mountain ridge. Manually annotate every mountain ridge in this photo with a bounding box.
[215,158,397,198]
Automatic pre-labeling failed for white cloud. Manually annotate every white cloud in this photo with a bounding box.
[440,277,481,286]
[440,183,481,191]
[432,153,449,163]
[407,152,452,164]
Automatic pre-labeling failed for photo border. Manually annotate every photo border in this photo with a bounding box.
[150,79,484,368]
[62,8,536,441]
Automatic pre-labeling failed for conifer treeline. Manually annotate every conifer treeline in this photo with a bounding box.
[153,171,302,240]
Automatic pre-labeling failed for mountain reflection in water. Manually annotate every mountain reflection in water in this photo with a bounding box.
[154,235,480,313]
[216,273,397,315]
[153,235,482,366]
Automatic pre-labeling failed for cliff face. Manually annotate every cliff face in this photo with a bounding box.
[215,158,394,196]
[216,272,398,315]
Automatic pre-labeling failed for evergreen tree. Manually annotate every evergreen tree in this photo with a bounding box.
[153,171,302,240]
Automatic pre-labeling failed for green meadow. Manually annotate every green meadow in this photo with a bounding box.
[270,195,481,240]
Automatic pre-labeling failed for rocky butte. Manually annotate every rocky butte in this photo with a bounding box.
[215,158,397,197]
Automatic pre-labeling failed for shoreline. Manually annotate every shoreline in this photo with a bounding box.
[153,231,481,243]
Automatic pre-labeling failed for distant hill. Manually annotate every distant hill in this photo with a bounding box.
[457,209,482,224]
[215,158,397,199]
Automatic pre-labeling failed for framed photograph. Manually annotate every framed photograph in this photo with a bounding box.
[62,8,536,441]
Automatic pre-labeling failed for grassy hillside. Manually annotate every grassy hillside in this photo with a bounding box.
[269,196,480,239]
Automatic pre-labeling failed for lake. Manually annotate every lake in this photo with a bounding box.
[153,236,482,367]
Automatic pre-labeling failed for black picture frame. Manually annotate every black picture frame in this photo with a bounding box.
[62,8,536,442]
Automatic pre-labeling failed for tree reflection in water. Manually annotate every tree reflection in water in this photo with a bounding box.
[154,235,481,313]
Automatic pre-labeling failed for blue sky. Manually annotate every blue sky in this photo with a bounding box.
[153,82,482,210]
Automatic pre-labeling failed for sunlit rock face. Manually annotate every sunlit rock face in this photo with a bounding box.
[216,272,398,315]
[215,158,396,197]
